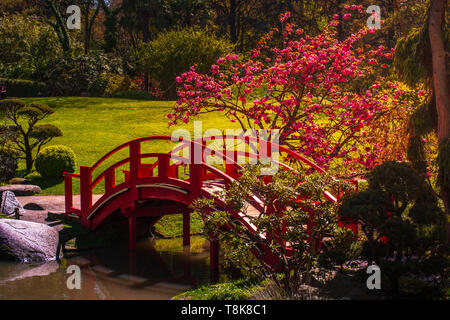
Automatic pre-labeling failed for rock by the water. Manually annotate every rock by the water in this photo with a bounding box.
[23,203,45,211]
[0,184,41,196]
[0,219,60,262]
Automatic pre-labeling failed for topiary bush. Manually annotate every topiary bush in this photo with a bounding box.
[35,145,76,178]
[338,161,448,295]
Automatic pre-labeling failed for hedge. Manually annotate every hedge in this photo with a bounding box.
[0,78,49,97]
[112,90,157,100]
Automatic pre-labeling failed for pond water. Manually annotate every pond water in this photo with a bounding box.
[0,236,214,300]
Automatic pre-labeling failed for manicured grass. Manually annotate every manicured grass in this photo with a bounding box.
[155,214,204,238]
[16,97,239,195]
[173,279,262,300]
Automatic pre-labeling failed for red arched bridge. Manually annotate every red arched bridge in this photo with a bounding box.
[63,135,358,273]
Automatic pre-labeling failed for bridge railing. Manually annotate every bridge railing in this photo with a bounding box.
[63,172,81,217]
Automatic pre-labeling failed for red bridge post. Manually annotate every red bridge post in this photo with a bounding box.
[64,175,72,217]
[129,214,137,251]
[80,166,92,228]
[189,142,203,198]
[129,141,141,201]
[210,237,219,284]
[183,208,190,246]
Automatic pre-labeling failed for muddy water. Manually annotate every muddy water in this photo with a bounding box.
[0,236,212,300]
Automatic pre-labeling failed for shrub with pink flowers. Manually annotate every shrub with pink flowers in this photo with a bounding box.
[169,9,404,175]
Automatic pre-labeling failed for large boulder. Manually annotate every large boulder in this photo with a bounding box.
[0,184,41,196]
[0,219,60,262]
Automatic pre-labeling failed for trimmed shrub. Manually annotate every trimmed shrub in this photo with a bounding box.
[35,145,76,178]
[0,79,47,97]
[0,78,48,97]
[113,90,156,100]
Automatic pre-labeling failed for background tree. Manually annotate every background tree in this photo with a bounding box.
[120,0,167,90]
[42,0,73,52]
[138,27,233,99]
[0,99,62,171]
[0,14,62,81]
[82,0,102,54]
[100,0,121,53]
[428,0,450,238]
[394,0,449,241]
[208,0,286,52]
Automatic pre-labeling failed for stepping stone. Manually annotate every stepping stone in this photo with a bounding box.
[47,211,65,221]
[0,185,41,196]
[91,265,119,276]
[68,257,92,268]
[24,203,45,210]
[118,274,149,286]
[153,281,192,291]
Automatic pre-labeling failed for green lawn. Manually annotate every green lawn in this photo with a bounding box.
[16,97,239,195]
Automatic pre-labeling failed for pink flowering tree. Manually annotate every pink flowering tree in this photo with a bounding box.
[168,8,402,174]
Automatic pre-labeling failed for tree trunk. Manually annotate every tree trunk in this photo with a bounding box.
[46,0,71,52]
[84,1,101,55]
[84,3,90,54]
[428,0,450,243]
[229,0,238,44]
[24,136,33,172]
[141,10,151,91]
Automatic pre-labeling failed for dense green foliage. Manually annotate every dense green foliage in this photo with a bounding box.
[339,161,448,294]
[193,165,353,298]
[45,54,130,97]
[0,14,62,80]
[137,27,233,99]
[35,145,76,178]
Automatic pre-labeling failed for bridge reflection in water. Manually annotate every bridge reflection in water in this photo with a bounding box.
[67,236,212,300]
